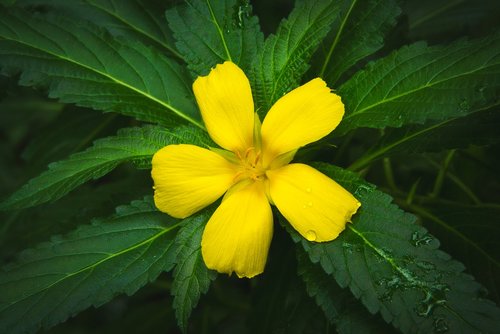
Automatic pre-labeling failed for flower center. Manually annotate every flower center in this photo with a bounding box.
[234,147,266,182]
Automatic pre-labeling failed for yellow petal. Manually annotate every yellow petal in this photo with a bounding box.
[151,144,237,218]
[261,78,344,165]
[193,61,254,153]
[201,181,273,278]
[267,163,360,242]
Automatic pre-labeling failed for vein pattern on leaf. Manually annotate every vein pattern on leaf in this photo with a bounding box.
[350,106,500,171]
[317,0,400,86]
[0,198,210,334]
[337,32,500,134]
[297,249,396,334]
[166,0,263,77]
[252,0,340,113]
[292,163,500,333]
[0,125,211,210]
[0,7,202,127]
[16,0,181,57]
[171,212,216,332]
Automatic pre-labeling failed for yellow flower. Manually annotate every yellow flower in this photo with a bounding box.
[152,61,360,278]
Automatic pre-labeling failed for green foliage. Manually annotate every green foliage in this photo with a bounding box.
[251,0,341,113]
[297,249,397,334]
[0,197,183,334]
[1,0,500,333]
[293,164,500,333]
[1,125,210,210]
[0,6,202,127]
[166,0,264,76]
[350,108,500,170]
[315,0,401,86]
[337,32,500,135]
[16,0,180,57]
[171,210,216,332]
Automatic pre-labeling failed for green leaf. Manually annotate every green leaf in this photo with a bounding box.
[252,0,340,113]
[0,125,210,210]
[316,0,400,86]
[350,107,500,171]
[0,197,192,334]
[337,32,500,135]
[291,163,500,333]
[16,0,181,58]
[248,231,328,334]
[171,210,216,332]
[0,6,203,127]
[296,249,397,334]
[166,0,263,76]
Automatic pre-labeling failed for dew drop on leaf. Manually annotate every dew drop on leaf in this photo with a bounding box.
[354,184,374,197]
[458,99,470,112]
[433,317,450,333]
[411,231,433,247]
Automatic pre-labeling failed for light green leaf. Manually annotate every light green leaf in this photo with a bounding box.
[316,0,400,86]
[291,163,500,333]
[296,249,397,334]
[171,209,216,332]
[166,0,263,76]
[252,0,340,113]
[15,0,181,58]
[337,32,500,135]
[0,125,211,210]
[350,107,500,171]
[0,6,203,127]
[0,197,206,334]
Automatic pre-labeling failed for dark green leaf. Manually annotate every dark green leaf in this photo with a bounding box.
[292,163,500,333]
[296,248,397,334]
[337,32,500,134]
[315,0,400,86]
[171,209,216,332]
[350,107,500,171]
[16,0,181,58]
[0,6,203,127]
[166,0,263,76]
[0,125,210,210]
[0,197,196,334]
[248,230,327,334]
[252,0,340,113]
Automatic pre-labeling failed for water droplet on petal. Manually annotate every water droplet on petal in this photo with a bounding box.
[305,230,317,241]
[307,201,313,207]
[306,187,312,193]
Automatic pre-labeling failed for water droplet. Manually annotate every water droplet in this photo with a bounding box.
[458,99,470,112]
[416,289,448,318]
[305,230,317,241]
[433,317,449,333]
[307,201,313,207]
[306,187,312,193]
[411,231,433,247]
[354,184,374,197]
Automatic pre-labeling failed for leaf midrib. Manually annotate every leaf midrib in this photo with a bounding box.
[0,219,181,311]
[86,0,183,59]
[348,224,477,330]
[0,24,204,129]
[343,51,499,121]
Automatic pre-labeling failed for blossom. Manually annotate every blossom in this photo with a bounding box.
[152,61,360,278]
